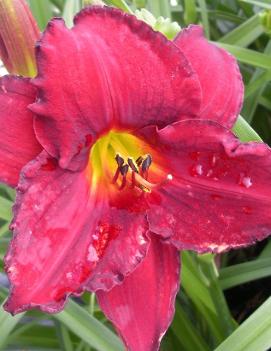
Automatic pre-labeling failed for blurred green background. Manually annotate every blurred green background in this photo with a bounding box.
[1,0,271,350]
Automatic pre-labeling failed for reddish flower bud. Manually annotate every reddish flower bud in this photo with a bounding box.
[0,0,39,77]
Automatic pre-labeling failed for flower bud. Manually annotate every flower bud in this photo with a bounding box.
[135,8,181,40]
[0,0,39,77]
[83,0,105,5]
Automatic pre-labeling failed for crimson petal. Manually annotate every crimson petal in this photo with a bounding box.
[4,152,149,314]
[139,120,271,253]
[97,236,180,351]
[0,76,41,187]
[174,25,244,128]
[30,6,201,170]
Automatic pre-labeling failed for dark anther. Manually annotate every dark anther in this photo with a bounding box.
[142,154,152,172]
[113,152,154,191]
[120,164,129,176]
[127,158,139,173]
[115,154,124,167]
[136,156,143,167]
[119,164,129,190]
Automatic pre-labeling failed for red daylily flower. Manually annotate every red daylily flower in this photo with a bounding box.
[1,6,271,351]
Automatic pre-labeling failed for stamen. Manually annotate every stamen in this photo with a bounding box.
[127,158,139,173]
[119,177,127,190]
[136,156,143,167]
[112,168,120,184]
[119,164,129,190]
[112,154,125,184]
[120,164,129,176]
[115,154,124,167]
[142,155,152,172]
[112,152,172,193]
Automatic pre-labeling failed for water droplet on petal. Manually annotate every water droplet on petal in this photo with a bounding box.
[87,245,99,262]
[66,272,73,280]
[137,233,147,245]
[196,164,203,175]
[239,174,252,188]
[211,155,217,166]
[190,164,203,177]
[243,177,252,188]
[167,174,173,181]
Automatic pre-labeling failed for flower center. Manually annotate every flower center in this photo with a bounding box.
[112,153,154,192]
[89,131,171,194]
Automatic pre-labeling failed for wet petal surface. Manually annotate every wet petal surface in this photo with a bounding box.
[139,120,271,253]
[0,76,41,187]
[174,25,244,128]
[31,6,201,169]
[97,236,180,351]
[4,152,149,314]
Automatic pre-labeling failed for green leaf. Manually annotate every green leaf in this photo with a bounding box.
[198,255,237,335]
[55,321,74,351]
[0,302,25,350]
[132,0,147,9]
[183,0,197,25]
[215,297,271,351]
[54,300,124,351]
[171,301,210,351]
[242,40,271,122]
[147,0,171,19]
[207,10,244,25]
[219,13,264,47]
[63,0,83,28]
[0,222,9,238]
[9,327,60,349]
[240,0,271,10]
[27,0,54,30]
[217,43,271,69]
[232,115,262,142]
[0,184,15,201]
[244,70,271,99]
[182,252,216,314]
[259,240,271,259]
[197,0,210,38]
[105,0,133,13]
[0,196,12,221]
[219,257,271,289]
[182,252,227,344]
[259,95,271,110]
[50,0,65,11]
